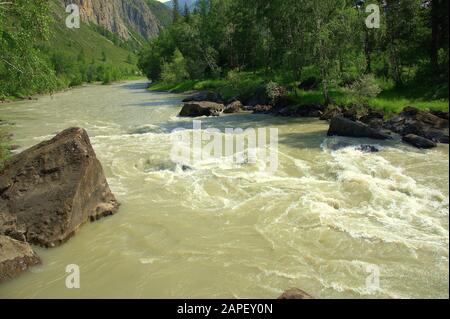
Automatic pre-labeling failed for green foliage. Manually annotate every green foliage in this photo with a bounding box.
[161,49,189,83]
[265,81,286,104]
[0,0,58,97]
[145,0,173,27]
[347,74,382,106]
[138,0,448,111]
[92,24,142,53]
[0,0,140,98]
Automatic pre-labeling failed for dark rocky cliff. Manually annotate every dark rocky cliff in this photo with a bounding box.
[61,0,170,40]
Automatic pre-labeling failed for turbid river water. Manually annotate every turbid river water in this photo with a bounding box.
[0,81,448,299]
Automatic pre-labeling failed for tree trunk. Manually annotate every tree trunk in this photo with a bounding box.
[364,28,372,74]
[321,67,331,106]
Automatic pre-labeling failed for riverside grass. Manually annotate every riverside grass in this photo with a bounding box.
[149,74,449,116]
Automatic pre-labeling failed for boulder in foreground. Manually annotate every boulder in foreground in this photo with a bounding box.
[0,235,41,283]
[179,101,224,117]
[328,117,390,140]
[0,127,120,247]
[278,288,314,299]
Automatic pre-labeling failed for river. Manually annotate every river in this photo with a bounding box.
[0,81,448,298]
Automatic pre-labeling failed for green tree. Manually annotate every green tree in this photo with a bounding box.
[173,0,181,23]
[161,49,189,83]
[184,3,190,20]
[0,0,57,97]
[137,0,448,99]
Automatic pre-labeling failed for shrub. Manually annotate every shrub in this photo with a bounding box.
[265,81,286,104]
[223,70,265,100]
[347,74,381,106]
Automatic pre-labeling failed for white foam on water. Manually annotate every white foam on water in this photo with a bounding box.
[314,141,449,252]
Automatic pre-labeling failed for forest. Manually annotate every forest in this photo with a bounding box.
[0,0,137,101]
[138,0,449,112]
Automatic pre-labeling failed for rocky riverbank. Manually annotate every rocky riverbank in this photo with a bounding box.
[0,127,119,282]
[178,90,449,149]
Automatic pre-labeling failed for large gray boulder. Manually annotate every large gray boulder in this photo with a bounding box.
[0,127,120,247]
[384,106,449,144]
[179,101,225,117]
[328,117,390,140]
[0,235,41,283]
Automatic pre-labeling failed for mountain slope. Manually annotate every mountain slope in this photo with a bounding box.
[49,0,136,68]
[60,0,169,40]
[145,0,173,27]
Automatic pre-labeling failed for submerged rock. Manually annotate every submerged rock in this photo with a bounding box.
[0,127,120,247]
[179,101,225,117]
[129,125,166,135]
[384,106,449,144]
[0,235,41,283]
[278,288,314,299]
[355,145,380,153]
[328,117,390,140]
[402,134,437,149]
[143,159,192,172]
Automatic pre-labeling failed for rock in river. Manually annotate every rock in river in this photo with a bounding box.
[224,100,244,114]
[0,235,41,283]
[278,288,314,299]
[384,106,449,144]
[328,117,390,140]
[402,134,437,149]
[179,101,225,117]
[0,127,120,247]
